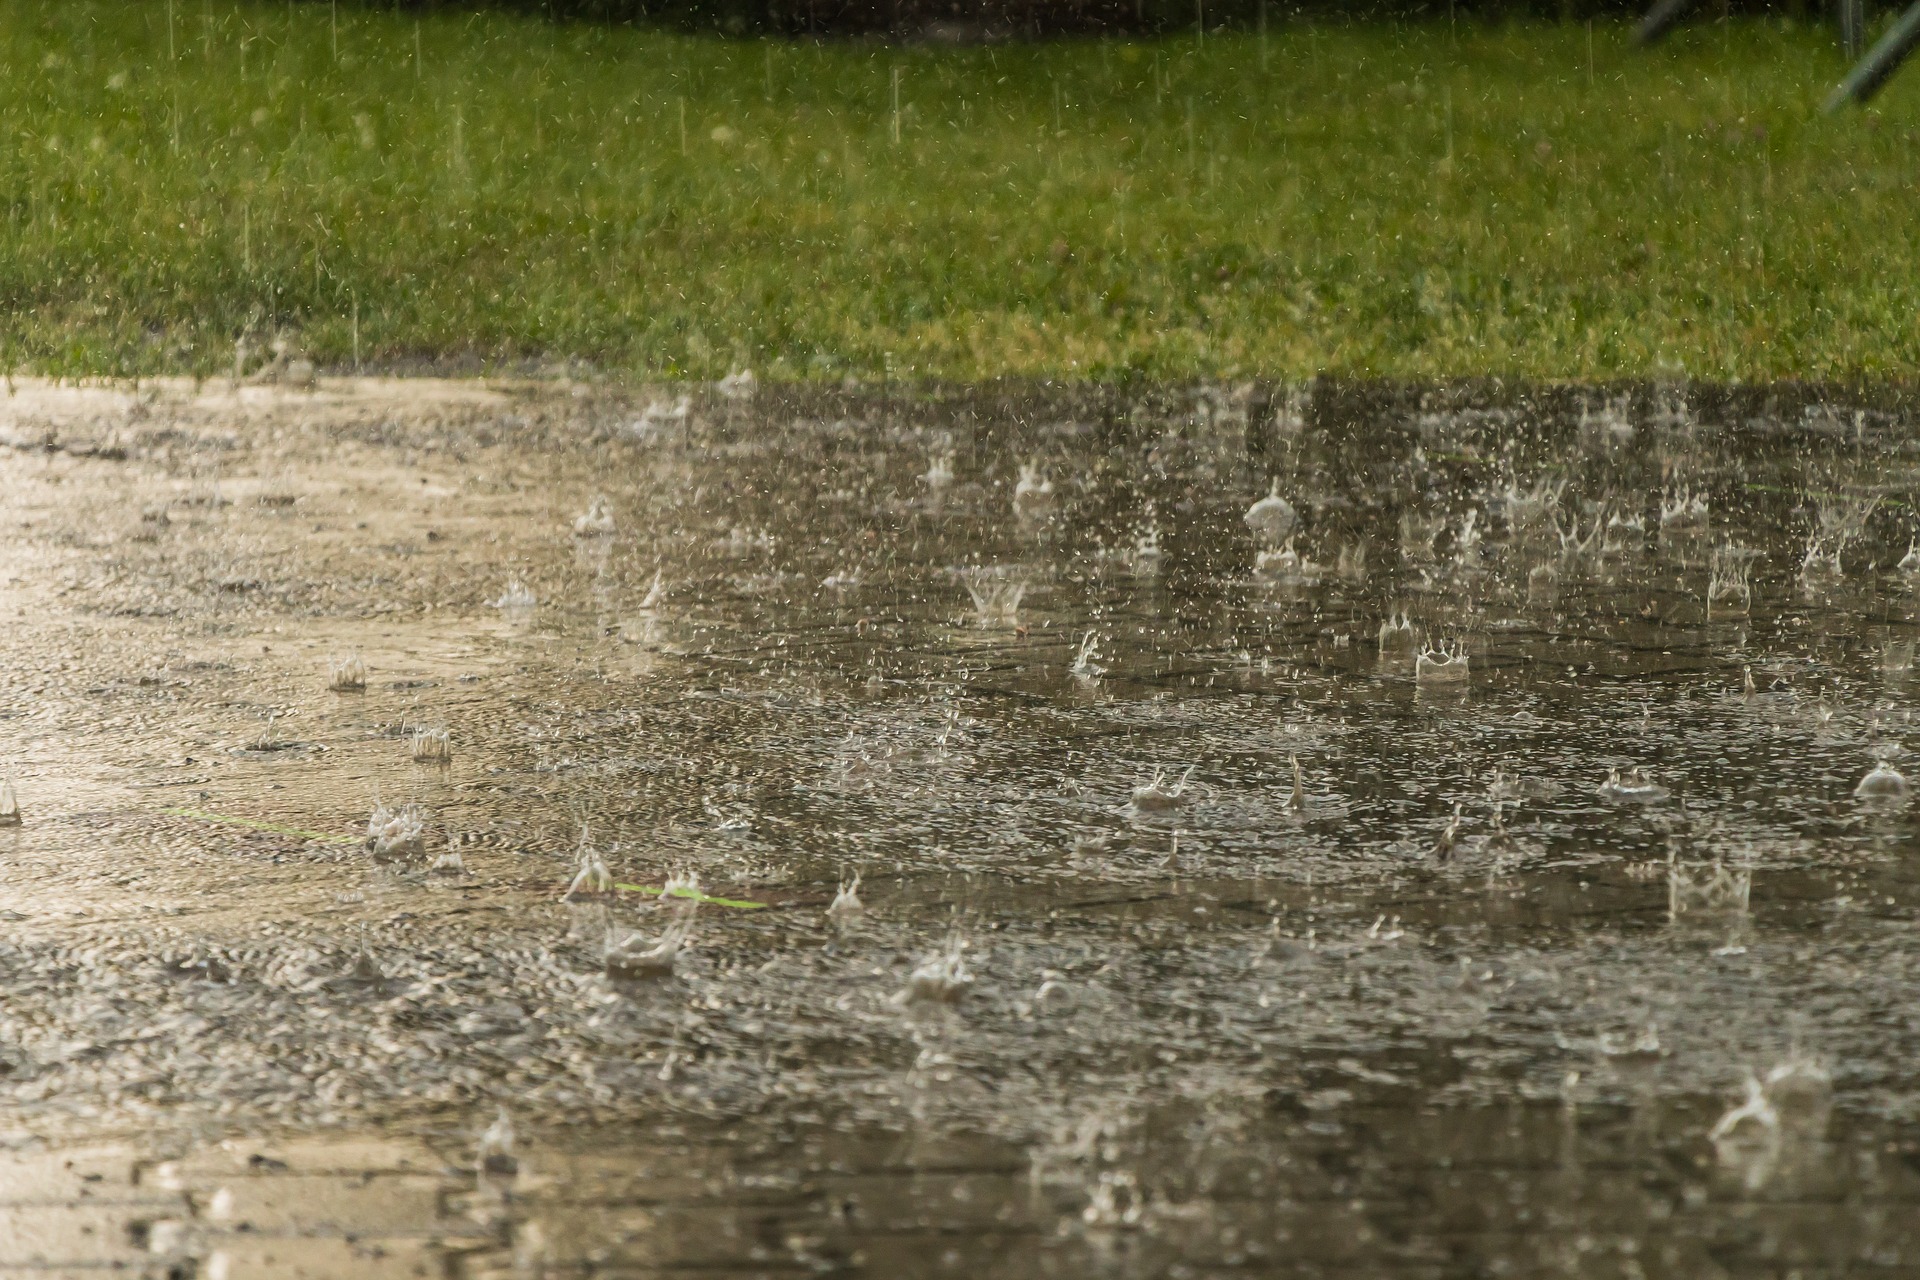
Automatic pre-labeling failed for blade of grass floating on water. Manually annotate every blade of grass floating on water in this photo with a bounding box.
[163,807,360,845]
[614,883,768,910]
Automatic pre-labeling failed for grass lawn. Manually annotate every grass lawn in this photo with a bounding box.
[3,3,1918,381]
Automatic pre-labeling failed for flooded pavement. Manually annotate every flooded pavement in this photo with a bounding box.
[3,375,1920,1276]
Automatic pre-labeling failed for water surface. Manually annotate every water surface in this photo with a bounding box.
[0,377,1917,1276]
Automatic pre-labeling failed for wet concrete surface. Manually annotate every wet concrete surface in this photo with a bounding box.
[2,376,1920,1276]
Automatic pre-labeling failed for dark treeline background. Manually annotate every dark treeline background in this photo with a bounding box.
[355,0,1857,38]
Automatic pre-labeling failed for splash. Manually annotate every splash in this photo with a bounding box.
[922,446,955,489]
[325,653,366,692]
[1031,973,1074,1013]
[1579,395,1634,442]
[722,526,774,555]
[1649,385,1694,429]
[658,869,702,904]
[1129,503,1163,571]
[1480,793,1525,859]
[1814,492,1878,548]
[572,495,617,537]
[1800,536,1843,579]
[1500,474,1565,529]
[602,923,688,979]
[249,713,285,753]
[1597,1025,1663,1061]
[1668,860,1751,922]
[703,796,752,831]
[1709,1074,1779,1146]
[1070,631,1105,680]
[896,936,974,1004]
[1453,509,1484,567]
[1598,767,1668,803]
[563,827,614,900]
[1266,383,1310,435]
[1013,461,1054,518]
[489,579,537,610]
[1602,509,1645,556]
[1414,640,1469,687]
[1376,613,1417,652]
[1129,765,1196,812]
[1708,1074,1781,1190]
[478,1106,517,1176]
[1283,754,1307,812]
[1432,802,1462,863]
[1335,540,1367,583]
[0,777,19,828]
[1854,758,1908,799]
[630,394,691,436]
[1244,478,1298,547]
[1658,487,1709,530]
[1553,510,1606,562]
[366,800,427,861]
[1399,510,1444,561]
[334,928,385,987]
[409,726,452,764]
[1253,537,1323,587]
[826,872,865,924]
[959,566,1029,627]
[604,890,696,980]
[1763,1055,1833,1134]
[1081,1168,1146,1229]
[1707,544,1754,616]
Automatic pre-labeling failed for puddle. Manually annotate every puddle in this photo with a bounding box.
[2,376,1920,1274]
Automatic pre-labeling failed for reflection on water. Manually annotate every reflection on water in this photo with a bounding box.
[1,377,1919,1274]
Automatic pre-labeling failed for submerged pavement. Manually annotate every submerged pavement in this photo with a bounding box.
[1,375,1919,1276]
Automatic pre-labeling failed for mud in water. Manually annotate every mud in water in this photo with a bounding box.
[2,376,1920,1277]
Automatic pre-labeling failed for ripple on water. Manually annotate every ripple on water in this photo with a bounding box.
[0,381,1917,1272]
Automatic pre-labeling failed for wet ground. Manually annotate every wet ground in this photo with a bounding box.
[3,374,1920,1277]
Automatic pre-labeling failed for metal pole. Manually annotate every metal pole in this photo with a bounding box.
[1826,0,1920,109]
[1841,0,1866,58]
[1636,0,1697,45]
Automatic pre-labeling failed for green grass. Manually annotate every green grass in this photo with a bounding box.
[4,3,1920,381]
